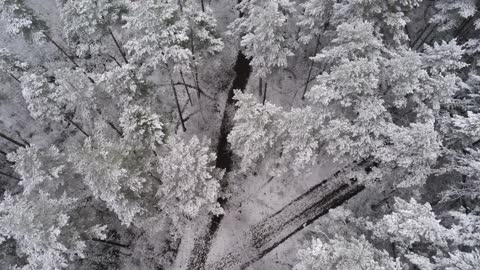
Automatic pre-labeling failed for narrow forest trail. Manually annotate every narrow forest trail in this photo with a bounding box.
[174,49,369,269]
[205,166,366,269]
[174,51,252,270]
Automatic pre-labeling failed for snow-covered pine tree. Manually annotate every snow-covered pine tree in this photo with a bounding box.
[0,0,47,39]
[295,197,480,270]
[228,0,298,78]
[123,0,223,74]
[230,2,466,187]
[294,234,402,270]
[57,0,127,58]
[0,1,226,268]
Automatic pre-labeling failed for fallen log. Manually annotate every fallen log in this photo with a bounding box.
[206,163,368,270]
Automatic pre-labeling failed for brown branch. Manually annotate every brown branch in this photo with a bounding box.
[108,28,128,64]
[410,23,431,48]
[8,73,21,84]
[262,82,267,105]
[159,82,215,100]
[65,117,90,137]
[106,121,123,137]
[179,70,194,105]
[258,77,263,97]
[91,238,129,248]
[42,32,95,83]
[0,132,26,148]
[0,171,20,181]
[169,78,187,132]
[302,36,321,100]
[473,138,480,147]
[42,32,79,68]
[414,24,437,51]
[106,54,122,67]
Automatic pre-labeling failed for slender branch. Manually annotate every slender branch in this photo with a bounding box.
[179,70,194,105]
[159,82,215,100]
[42,32,79,68]
[454,17,473,40]
[108,28,128,64]
[65,117,90,137]
[0,171,21,181]
[8,73,21,84]
[473,138,480,147]
[169,78,187,132]
[43,32,96,83]
[91,238,129,248]
[410,23,430,49]
[262,82,267,105]
[258,78,263,97]
[106,54,122,67]
[106,121,123,138]
[302,36,321,100]
[0,132,26,148]
[414,24,437,51]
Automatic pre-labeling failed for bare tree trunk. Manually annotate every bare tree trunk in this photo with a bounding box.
[170,79,187,132]
[262,82,267,105]
[106,121,124,138]
[413,24,437,51]
[180,70,194,105]
[108,28,129,64]
[43,32,96,83]
[258,78,263,97]
[410,23,430,49]
[0,171,20,181]
[91,238,130,248]
[0,131,27,148]
[302,36,321,100]
[8,73,21,84]
[65,117,90,137]
[43,32,78,67]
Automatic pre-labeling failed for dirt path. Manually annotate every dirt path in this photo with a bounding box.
[205,163,369,270]
[181,51,252,270]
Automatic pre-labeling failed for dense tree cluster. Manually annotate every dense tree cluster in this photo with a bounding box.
[0,0,479,269]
